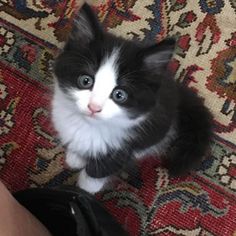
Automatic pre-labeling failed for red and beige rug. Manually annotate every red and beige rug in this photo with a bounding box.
[0,1,235,235]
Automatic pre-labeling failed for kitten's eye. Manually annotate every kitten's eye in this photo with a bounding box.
[77,75,94,89]
[112,89,128,104]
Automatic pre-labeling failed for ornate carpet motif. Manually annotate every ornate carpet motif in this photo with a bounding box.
[0,0,235,235]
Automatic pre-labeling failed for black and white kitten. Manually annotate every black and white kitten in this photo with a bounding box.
[52,4,212,194]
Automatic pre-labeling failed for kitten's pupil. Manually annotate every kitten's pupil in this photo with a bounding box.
[116,91,123,99]
[83,77,90,86]
[112,89,128,104]
[78,75,94,89]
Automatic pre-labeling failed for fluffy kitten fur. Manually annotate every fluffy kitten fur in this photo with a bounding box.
[52,4,212,193]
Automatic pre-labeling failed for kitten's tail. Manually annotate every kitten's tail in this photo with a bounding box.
[165,86,213,176]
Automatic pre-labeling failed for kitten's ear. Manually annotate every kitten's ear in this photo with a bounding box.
[141,39,176,69]
[68,3,102,46]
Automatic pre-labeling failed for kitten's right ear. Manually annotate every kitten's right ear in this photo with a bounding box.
[141,38,176,70]
[67,4,102,46]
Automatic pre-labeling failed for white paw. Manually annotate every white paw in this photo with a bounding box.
[77,169,108,194]
[65,151,86,169]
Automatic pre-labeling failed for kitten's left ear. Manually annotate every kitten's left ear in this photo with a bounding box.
[141,38,176,70]
[68,4,103,46]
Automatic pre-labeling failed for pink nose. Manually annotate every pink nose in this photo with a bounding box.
[88,103,102,114]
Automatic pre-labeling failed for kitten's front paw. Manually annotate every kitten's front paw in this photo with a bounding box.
[77,169,108,194]
[65,152,86,169]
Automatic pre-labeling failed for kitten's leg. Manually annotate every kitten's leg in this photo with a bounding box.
[77,169,108,194]
[77,150,131,193]
[65,151,86,169]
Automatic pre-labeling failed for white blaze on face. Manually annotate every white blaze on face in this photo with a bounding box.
[71,49,124,120]
[91,51,118,106]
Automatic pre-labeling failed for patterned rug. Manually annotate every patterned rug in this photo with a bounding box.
[0,0,236,235]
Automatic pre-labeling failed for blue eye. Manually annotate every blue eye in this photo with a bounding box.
[112,89,128,104]
[78,75,94,89]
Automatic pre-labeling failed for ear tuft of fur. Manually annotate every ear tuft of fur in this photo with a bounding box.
[142,38,176,70]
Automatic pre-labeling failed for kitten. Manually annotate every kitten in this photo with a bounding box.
[52,4,212,194]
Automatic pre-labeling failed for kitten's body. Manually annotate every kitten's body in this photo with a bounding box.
[52,4,212,193]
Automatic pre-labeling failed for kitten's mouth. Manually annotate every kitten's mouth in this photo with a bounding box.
[88,113,96,118]
[84,111,99,119]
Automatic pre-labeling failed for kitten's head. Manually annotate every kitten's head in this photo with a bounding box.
[54,4,175,123]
